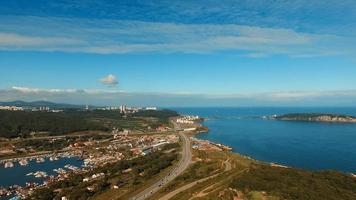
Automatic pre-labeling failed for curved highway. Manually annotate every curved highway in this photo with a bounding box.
[129,131,192,200]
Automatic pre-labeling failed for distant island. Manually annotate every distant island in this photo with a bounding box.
[272,113,356,123]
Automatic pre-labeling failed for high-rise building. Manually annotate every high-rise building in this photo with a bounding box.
[120,105,127,114]
[145,107,157,111]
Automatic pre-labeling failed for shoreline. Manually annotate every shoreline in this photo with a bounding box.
[190,119,354,175]
[192,127,289,169]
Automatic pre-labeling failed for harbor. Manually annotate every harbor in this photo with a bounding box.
[0,154,84,199]
[0,131,179,199]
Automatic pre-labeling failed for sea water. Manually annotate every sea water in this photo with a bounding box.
[174,107,356,173]
[0,157,83,188]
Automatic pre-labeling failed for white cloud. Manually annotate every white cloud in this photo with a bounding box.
[0,32,84,47]
[0,16,353,57]
[11,86,41,93]
[99,74,118,86]
[3,86,356,107]
[11,86,78,93]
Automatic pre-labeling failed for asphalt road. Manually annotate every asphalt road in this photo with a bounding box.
[158,159,232,200]
[129,131,192,200]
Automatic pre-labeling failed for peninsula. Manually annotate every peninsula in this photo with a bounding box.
[1,104,356,200]
[273,113,356,123]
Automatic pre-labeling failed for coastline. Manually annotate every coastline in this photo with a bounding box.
[193,128,290,169]
[150,115,356,200]
[190,118,352,175]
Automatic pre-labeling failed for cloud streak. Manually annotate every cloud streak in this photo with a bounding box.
[0,32,84,47]
[11,86,78,93]
[3,86,356,107]
[0,16,353,57]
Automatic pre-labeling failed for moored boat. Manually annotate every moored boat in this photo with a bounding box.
[4,161,14,168]
[36,157,45,163]
[19,159,28,166]
[26,172,34,176]
[34,171,48,178]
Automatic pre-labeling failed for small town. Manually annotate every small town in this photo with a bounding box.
[0,128,182,199]
[2,2,356,199]
[0,106,204,200]
[0,104,157,114]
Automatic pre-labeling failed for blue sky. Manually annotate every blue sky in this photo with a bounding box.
[0,0,356,106]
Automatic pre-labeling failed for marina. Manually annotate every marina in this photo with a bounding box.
[0,155,84,188]
[0,155,84,199]
[0,133,179,199]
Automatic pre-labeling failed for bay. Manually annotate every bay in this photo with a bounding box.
[173,107,356,173]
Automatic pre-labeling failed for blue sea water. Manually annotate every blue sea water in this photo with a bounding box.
[173,107,356,173]
[0,157,83,188]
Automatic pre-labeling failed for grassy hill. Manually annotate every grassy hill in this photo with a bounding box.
[147,149,356,200]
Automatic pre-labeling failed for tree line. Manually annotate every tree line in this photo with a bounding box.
[0,109,179,138]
